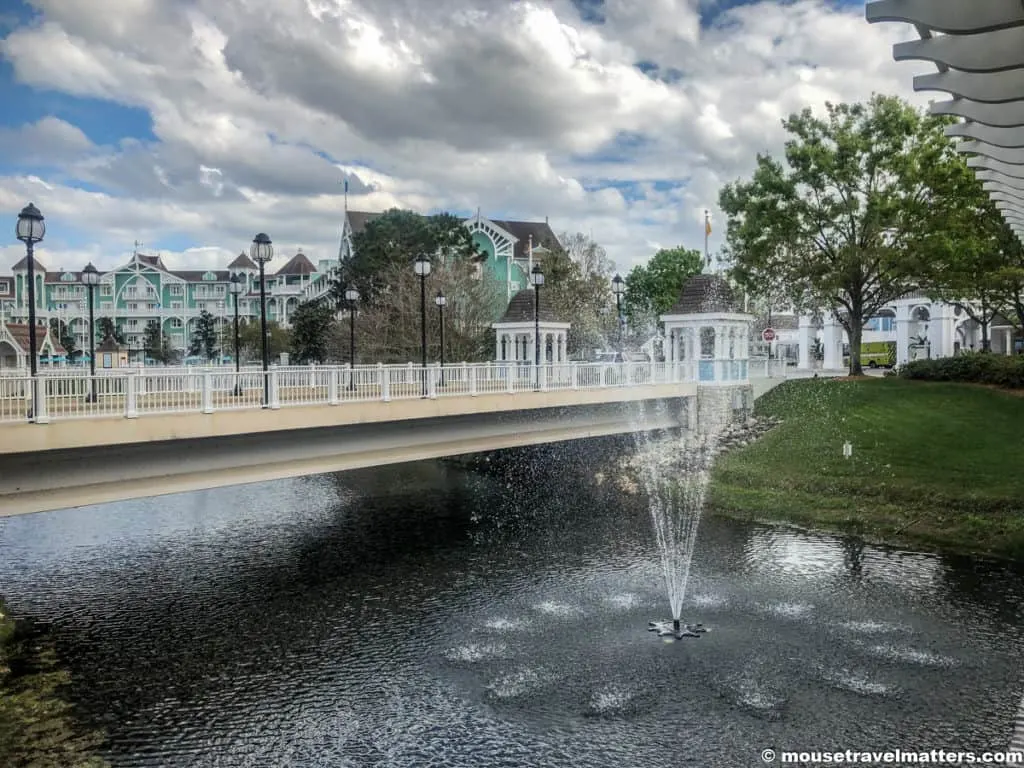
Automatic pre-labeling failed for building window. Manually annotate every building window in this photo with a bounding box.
[101,285,112,296]
[170,318,183,328]
[169,285,183,296]
[171,301,183,309]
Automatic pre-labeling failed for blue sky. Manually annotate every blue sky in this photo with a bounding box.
[0,0,916,273]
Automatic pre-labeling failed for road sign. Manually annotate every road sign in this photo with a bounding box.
[761,327,776,343]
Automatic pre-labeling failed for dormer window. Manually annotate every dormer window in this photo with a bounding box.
[61,272,75,282]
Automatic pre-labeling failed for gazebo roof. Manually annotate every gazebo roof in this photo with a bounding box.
[666,274,741,315]
[496,288,565,323]
[1,322,65,355]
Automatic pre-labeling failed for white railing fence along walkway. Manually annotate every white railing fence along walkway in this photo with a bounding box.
[0,361,711,425]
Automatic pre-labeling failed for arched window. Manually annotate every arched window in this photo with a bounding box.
[700,327,715,357]
[728,327,736,359]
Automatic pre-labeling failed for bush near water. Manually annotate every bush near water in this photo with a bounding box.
[898,353,1024,389]
[708,377,1024,558]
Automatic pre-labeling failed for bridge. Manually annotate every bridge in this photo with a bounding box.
[0,359,808,518]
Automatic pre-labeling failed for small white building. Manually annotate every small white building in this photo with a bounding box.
[492,288,570,364]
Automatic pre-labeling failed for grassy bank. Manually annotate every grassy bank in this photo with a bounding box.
[0,600,107,767]
[708,377,1024,558]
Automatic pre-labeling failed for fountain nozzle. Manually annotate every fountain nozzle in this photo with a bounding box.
[673,618,681,631]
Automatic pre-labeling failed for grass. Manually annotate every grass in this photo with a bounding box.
[708,377,1024,558]
[0,600,108,767]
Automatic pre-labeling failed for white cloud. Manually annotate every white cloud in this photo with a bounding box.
[0,0,927,275]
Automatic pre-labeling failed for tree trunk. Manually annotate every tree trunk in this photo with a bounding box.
[848,321,864,376]
[981,297,991,352]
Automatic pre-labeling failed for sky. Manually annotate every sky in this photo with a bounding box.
[0,0,926,276]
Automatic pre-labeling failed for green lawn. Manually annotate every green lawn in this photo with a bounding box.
[708,377,1024,558]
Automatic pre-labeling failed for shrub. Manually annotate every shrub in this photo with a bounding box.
[899,352,1024,389]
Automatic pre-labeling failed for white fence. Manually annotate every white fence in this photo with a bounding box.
[0,361,716,425]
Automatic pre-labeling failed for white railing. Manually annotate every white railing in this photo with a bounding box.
[0,361,702,424]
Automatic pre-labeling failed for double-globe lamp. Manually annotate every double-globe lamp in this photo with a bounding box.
[229,273,244,395]
[81,262,100,401]
[530,263,544,389]
[414,254,431,396]
[344,284,359,391]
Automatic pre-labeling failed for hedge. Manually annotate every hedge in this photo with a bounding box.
[898,352,1024,389]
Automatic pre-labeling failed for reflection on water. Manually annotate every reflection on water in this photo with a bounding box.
[1,459,1024,767]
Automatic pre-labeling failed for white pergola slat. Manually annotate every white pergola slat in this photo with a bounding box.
[868,0,1024,243]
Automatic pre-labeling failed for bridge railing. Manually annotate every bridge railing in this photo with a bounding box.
[0,361,698,425]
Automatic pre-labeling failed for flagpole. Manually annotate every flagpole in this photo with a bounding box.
[704,209,710,272]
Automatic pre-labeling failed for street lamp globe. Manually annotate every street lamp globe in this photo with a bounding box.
[250,232,273,264]
[434,290,447,308]
[229,273,244,296]
[81,262,100,287]
[344,285,360,303]
[530,263,544,287]
[414,254,431,277]
[612,273,624,296]
[16,203,45,243]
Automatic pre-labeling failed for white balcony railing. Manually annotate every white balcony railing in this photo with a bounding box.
[0,361,702,424]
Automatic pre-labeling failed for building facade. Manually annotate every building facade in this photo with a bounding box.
[0,248,337,358]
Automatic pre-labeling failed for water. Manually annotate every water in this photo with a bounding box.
[1,456,1024,766]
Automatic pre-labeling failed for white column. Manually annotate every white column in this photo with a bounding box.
[894,305,911,366]
[823,314,842,370]
[666,329,675,363]
[1007,327,1014,356]
[798,315,813,369]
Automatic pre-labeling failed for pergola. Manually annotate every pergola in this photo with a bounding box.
[866,0,1024,243]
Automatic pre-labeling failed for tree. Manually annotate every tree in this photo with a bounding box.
[290,300,337,364]
[719,95,967,375]
[189,310,218,360]
[621,246,703,331]
[48,318,77,359]
[334,209,482,304]
[545,239,616,357]
[238,319,290,362]
[559,231,614,279]
[96,316,125,344]
[142,319,175,364]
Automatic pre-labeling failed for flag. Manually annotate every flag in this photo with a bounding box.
[705,214,712,237]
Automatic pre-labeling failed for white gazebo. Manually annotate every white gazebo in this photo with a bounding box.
[660,274,754,384]
[492,288,571,364]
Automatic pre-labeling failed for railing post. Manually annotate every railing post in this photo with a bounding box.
[650,360,656,383]
[428,364,438,399]
[571,362,579,390]
[539,363,547,392]
[328,366,340,405]
[125,372,138,419]
[469,364,477,396]
[380,363,391,402]
[269,369,280,409]
[32,377,49,424]
[506,364,514,394]
[201,369,214,413]
[601,364,608,387]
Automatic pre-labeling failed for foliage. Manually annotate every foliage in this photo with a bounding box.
[898,352,1024,389]
[548,233,616,356]
[621,246,703,331]
[142,320,175,364]
[719,95,968,375]
[237,319,290,363]
[0,600,108,766]
[289,300,338,364]
[328,258,504,364]
[96,317,124,345]
[188,310,218,360]
[709,377,1024,558]
[48,318,76,359]
[334,209,482,304]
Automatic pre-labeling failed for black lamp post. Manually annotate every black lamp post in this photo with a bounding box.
[435,290,447,386]
[606,276,622,358]
[229,273,243,396]
[414,254,431,396]
[81,262,100,402]
[16,203,44,379]
[250,233,273,406]
[530,263,544,390]
[344,284,359,391]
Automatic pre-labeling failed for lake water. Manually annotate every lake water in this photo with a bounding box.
[1,455,1023,766]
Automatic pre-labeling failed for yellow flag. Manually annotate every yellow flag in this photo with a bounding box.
[705,216,712,237]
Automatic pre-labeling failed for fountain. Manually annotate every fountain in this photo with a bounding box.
[635,272,755,640]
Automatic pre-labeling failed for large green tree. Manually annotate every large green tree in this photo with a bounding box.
[48,318,76,359]
[142,319,175,364]
[96,316,125,344]
[334,209,482,304]
[719,95,966,374]
[621,246,703,331]
[289,300,337,364]
[189,310,218,360]
[238,319,290,362]
[547,232,616,356]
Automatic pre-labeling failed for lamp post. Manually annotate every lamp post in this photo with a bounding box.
[229,274,243,396]
[435,290,447,386]
[250,233,273,406]
[345,284,359,391]
[16,203,44,419]
[530,263,544,390]
[612,273,625,358]
[81,262,100,402]
[414,254,431,396]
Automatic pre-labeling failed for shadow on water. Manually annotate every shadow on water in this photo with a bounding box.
[1,437,1024,766]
